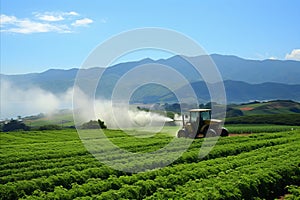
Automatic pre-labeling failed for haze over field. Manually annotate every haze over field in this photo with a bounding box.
[1,54,300,119]
[0,80,73,118]
[1,79,173,130]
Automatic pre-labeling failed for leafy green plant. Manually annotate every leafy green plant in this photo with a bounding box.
[284,185,300,200]
[1,129,300,200]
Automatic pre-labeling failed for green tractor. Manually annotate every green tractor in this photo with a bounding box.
[177,109,228,138]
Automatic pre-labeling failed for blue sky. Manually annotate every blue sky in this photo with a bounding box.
[1,0,300,74]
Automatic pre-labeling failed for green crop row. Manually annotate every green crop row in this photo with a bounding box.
[226,124,299,133]
[23,140,299,200]
[146,144,300,199]
[1,129,299,200]
[2,130,293,184]
[225,114,300,126]
[284,185,300,200]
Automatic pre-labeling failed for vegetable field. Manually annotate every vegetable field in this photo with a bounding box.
[1,128,300,199]
[225,124,299,134]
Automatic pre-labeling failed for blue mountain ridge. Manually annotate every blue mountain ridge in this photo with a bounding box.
[1,54,300,103]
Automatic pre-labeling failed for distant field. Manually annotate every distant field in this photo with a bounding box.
[1,127,300,199]
[225,114,300,125]
[23,112,74,128]
[18,100,300,132]
[230,100,300,115]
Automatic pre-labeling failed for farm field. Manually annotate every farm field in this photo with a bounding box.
[1,127,300,199]
[230,100,300,115]
[225,124,299,134]
[22,111,74,128]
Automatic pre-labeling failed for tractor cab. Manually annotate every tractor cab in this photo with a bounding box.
[177,109,228,138]
[189,109,211,132]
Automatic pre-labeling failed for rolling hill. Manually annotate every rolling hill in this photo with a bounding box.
[1,54,300,103]
[131,80,300,103]
[231,100,300,115]
[225,100,300,125]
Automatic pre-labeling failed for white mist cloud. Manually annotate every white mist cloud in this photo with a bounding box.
[73,87,173,131]
[285,49,300,61]
[0,80,73,119]
[94,100,173,129]
[1,81,173,132]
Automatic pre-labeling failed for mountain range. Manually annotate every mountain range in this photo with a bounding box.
[1,54,300,103]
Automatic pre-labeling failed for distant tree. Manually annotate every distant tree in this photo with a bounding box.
[166,111,175,120]
[81,120,99,129]
[98,119,107,129]
[2,119,30,132]
[137,106,150,112]
[81,119,107,129]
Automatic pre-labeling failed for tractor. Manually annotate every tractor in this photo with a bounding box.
[177,109,228,138]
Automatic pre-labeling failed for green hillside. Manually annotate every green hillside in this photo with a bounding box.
[230,100,300,115]
[22,110,74,128]
[225,100,300,125]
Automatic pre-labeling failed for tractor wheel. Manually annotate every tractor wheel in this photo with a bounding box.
[177,130,187,138]
[221,128,229,137]
[205,129,217,137]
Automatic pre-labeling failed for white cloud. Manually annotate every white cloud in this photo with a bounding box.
[34,11,79,22]
[285,49,300,61]
[72,18,93,27]
[13,20,70,34]
[66,11,79,16]
[0,11,93,34]
[0,14,70,34]
[35,13,65,22]
[0,14,17,24]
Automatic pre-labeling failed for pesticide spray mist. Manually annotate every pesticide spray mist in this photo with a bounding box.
[0,80,73,119]
[73,87,174,135]
[1,80,174,135]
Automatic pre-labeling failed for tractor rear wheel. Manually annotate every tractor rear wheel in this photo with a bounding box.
[177,130,187,138]
[221,128,229,137]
